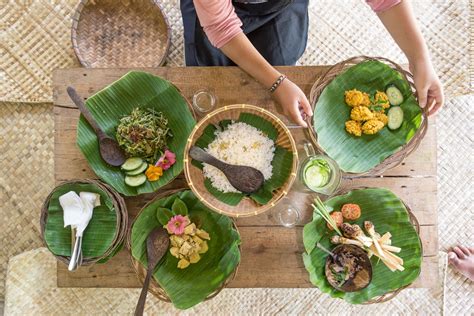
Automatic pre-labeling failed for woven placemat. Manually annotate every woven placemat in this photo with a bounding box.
[1,0,472,103]
[1,1,80,102]
[436,95,474,249]
[0,102,54,299]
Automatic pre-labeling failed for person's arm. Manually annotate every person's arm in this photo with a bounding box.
[194,0,312,127]
[220,34,312,127]
[375,0,444,115]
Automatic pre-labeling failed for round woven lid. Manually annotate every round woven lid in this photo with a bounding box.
[71,0,171,68]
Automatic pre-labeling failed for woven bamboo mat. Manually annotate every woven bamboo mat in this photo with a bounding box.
[1,0,473,314]
[1,0,472,103]
[0,102,54,300]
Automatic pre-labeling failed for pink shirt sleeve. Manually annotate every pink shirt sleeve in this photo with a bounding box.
[366,0,402,12]
[193,0,243,48]
[193,0,401,49]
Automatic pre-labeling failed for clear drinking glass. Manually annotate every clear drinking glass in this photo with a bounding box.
[275,198,300,228]
[297,142,341,196]
[192,89,217,114]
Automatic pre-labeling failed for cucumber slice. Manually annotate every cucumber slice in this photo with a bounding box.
[304,160,331,189]
[386,85,404,106]
[125,162,148,176]
[124,174,147,187]
[121,157,143,171]
[387,106,404,130]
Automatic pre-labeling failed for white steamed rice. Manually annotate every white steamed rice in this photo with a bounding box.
[203,122,275,193]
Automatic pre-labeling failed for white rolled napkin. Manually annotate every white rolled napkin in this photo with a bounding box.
[59,191,101,237]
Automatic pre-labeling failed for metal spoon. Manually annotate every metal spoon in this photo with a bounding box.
[67,86,126,167]
[134,227,169,316]
[68,234,82,271]
[316,242,337,261]
[189,146,265,194]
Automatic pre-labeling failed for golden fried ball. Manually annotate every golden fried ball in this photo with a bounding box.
[341,203,361,220]
[345,89,371,107]
[372,111,388,126]
[350,106,373,121]
[362,119,385,135]
[345,120,362,137]
[327,211,343,230]
[374,91,390,109]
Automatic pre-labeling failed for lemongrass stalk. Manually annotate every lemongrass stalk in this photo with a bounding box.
[312,197,342,235]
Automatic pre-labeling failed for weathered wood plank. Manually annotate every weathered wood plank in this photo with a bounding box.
[57,226,438,289]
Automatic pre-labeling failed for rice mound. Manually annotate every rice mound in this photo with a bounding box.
[203,122,275,193]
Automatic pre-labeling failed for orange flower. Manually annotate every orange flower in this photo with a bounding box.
[145,164,163,182]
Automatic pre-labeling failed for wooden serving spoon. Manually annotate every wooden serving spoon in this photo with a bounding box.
[67,86,126,167]
[189,146,264,194]
[134,227,169,316]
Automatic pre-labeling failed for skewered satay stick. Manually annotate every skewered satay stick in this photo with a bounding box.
[330,235,365,248]
[341,223,373,247]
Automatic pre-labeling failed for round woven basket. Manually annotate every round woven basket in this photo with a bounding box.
[326,186,422,304]
[184,104,298,217]
[127,188,240,303]
[40,179,128,266]
[306,56,428,176]
[71,0,171,68]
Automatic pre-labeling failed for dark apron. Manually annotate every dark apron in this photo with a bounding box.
[180,0,309,66]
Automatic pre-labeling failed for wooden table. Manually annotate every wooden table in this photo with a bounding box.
[52,66,439,289]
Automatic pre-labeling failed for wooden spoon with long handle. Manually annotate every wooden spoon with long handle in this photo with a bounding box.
[189,146,264,194]
[134,227,169,316]
[67,86,126,167]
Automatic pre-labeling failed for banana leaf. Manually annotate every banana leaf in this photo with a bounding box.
[44,183,117,259]
[77,71,196,196]
[302,188,422,304]
[130,190,241,310]
[192,113,293,205]
[313,61,422,173]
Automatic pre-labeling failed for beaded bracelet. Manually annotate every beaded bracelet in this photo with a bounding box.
[269,75,287,93]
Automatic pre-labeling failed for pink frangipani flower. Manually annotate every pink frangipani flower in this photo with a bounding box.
[166,215,189,235]
[156,150,176,170]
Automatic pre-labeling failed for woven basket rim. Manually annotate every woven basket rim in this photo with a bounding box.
[323,185,422,304]
[40,179,128,266]
[183,104,298,218]
[71,0,171,68]
[306,55,428,177]
[127,187,241,304]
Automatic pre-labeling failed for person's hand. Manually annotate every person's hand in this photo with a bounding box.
[272,78,313,127]
[409,59,444,116]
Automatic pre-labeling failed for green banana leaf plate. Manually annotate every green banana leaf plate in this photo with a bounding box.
[130,189,241,310]
[313,60,423,174]
[192,112,293,206]
[302,188,422,304]
[77,71,196,196]
[43,182,119,261]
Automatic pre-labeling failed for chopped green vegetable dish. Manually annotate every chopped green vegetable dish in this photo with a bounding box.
[116,108,171,163]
